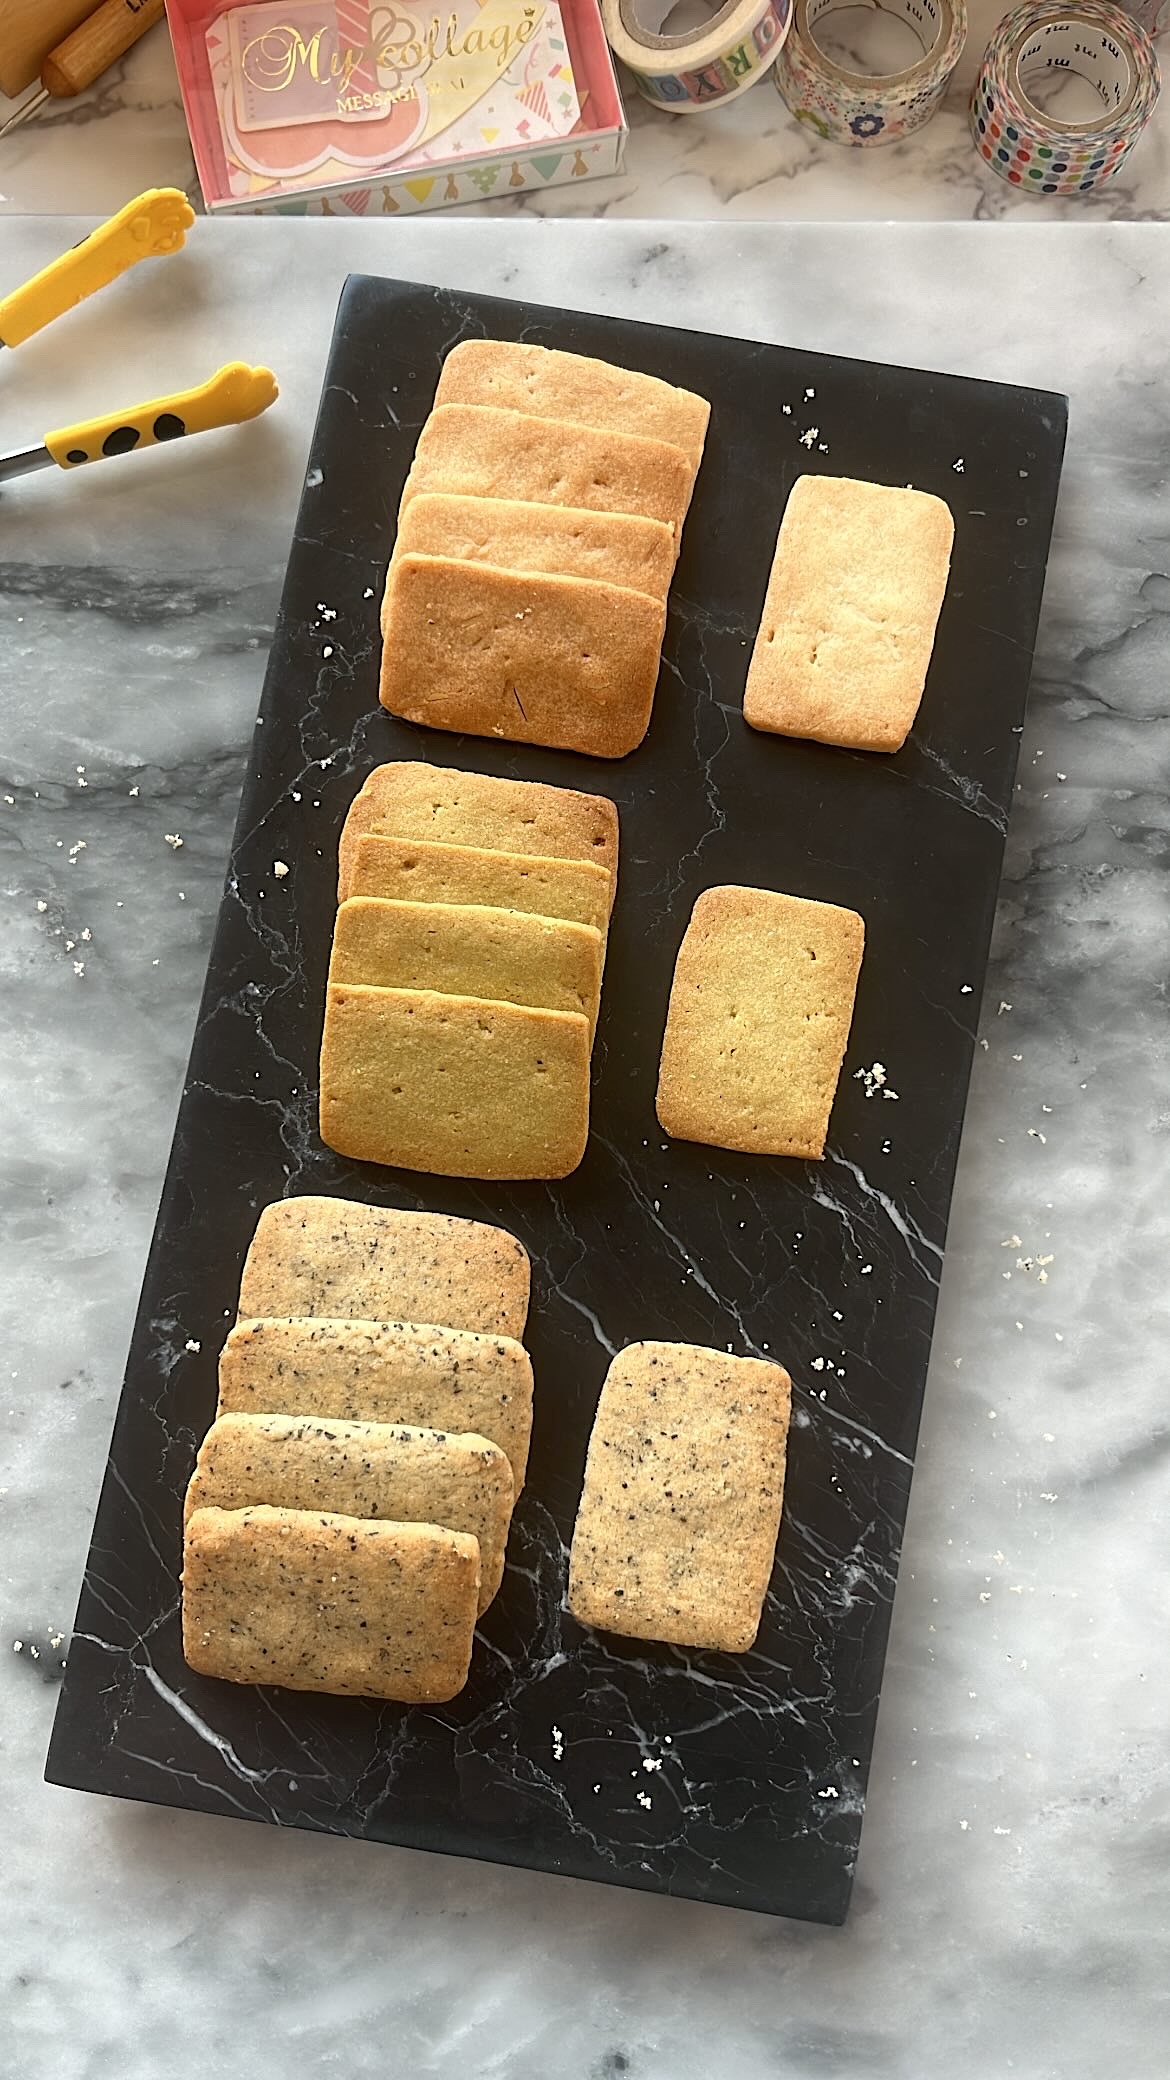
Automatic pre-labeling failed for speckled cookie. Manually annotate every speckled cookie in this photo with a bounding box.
[337,762,619,910]
[349,835,612,941]
[434,341,710,474]
[400,404,693,540]
[319,985,590,1180]
[567,1341,793,1653]
[237,1197,530,1338]
[656,885,865,1161]
[184,1412,513,1610]
[379,554,665,760]
[743,475,954,754]
[218,1315,534,1492]
[329,896,604,1036]
[182,1504,480,1702]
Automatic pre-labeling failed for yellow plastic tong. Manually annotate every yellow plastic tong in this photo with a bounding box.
[0,187,278,485]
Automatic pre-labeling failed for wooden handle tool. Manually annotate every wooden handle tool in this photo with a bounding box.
[0,0,166,138]
[0,0,94,99]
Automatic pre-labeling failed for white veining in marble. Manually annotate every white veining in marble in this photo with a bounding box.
[0,6,1167,221]
[2,217,1169,2075]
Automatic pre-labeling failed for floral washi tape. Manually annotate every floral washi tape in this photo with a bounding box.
[971,2,1161,193]
[773,0,966,144]
[602,0,793,111]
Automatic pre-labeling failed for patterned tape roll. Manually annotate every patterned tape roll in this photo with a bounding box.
[774,0,967,143]
[1112,0,1168,37]
[971,4,1161,192]
[601,0,793,111]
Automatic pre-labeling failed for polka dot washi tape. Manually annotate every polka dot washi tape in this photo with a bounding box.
[773,0,967,145]
[971,3,1162,194]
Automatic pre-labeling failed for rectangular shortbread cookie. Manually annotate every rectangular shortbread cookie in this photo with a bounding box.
[401,404,692,540]
[329,897,604,1036]
[218,1315,534,1492]
[567,1341,792,1653]
[319,984,590,1180]
[743,475,954,754]
[237,1196,530,1338]
[387,495,676,631]
[182,1504,479,1702]
[434,340,711,472]
[337,762,619,909]
[380,554,664,760]
[655,885,864,1161]
[349,834,612,940]
[185,1412,513,1610]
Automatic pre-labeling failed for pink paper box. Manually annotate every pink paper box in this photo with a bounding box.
[165,0,628,215]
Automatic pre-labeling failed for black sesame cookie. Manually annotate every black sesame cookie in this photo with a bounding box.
[567,1341,792,1653]
[218,1315,534,1493]
[185,1413,513,1611]
[237,1196,530,1339]
[182,1505,480,1703]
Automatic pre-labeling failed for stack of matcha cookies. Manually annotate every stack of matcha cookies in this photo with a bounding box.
[319,761,620,1179]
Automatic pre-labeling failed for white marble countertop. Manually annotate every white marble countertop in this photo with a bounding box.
[0,5,1167,221]
[3,214,1169,2077]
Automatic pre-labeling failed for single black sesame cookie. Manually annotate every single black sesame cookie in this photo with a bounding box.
[237,1197,531,1339]
[182,1505,480,1702]
[218,1315,534,1492]
[568,1341,793,1654]
[184,1413,513,1610]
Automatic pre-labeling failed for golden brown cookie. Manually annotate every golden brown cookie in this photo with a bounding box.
[743,475,954,753]
[348,835,611,940]
[329,896,603,1036]
[387,494,676,628]
[319,984,590,1180]
[434,340,710,472]
[401,404,692,539]
[337,762,619,908]
[656,885,864,1160]
[380,554,664,760]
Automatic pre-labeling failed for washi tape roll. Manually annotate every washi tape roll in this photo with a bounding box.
[601,0,793,111]
[1111,0,1168,38]
[774,0,966,143]
[971,4,1161,191]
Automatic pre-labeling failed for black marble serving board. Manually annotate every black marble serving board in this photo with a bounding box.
[46,275,1067,1925]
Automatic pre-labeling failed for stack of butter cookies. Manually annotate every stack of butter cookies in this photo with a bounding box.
[379,340,711,758]
[318,761,619,1179]
[182,1197,533,1703]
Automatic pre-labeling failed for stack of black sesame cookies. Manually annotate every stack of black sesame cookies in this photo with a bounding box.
[181,1197,533,1703]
